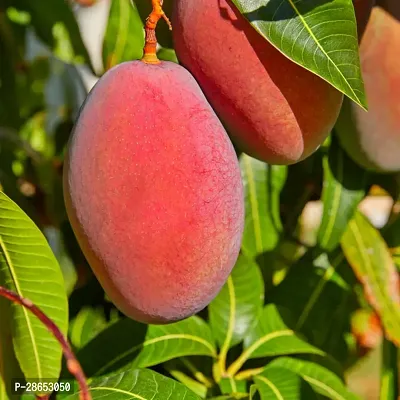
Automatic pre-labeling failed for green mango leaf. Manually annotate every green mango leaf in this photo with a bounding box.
[231,0,366,108]
[267,357,358,400]
[76,316,217,377]
[249,385,258,399]
[318,136,367,251]
[254,367,318,399]
[341,210,400,345]
[102,0,144,71]
[227,304,324,376]
[240,154,287,261]
[157,47,179,63]
[0,192,68,381]
[9,0,91,67]
[163,360,208,398]
[207,396,248,400]
[209,253,264,349]
[267,251,356,362]
[65,368,202,400]
[68,307,108,350]
[380,338,399,400]
[219,378,247,395]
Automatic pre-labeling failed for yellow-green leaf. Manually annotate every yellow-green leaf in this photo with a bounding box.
[341,210,400,345]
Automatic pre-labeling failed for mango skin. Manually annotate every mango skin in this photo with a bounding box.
[336,6,400,172]
[63,61,244,324]
[172,0,344,165]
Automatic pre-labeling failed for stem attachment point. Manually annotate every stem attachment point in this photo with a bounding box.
[141,0,172,64]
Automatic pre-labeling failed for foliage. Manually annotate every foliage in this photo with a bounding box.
[0,0,399,399]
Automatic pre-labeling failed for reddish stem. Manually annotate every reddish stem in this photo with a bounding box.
[0,286,91,400]
[141,0,172,64]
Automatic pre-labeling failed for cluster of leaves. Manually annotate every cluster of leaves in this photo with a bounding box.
[1,0,400,399]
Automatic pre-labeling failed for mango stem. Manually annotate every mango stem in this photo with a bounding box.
[141,0,172,64]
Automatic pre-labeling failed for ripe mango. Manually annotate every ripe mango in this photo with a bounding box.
[172,0,344,165]
[336,6,400,172]
[63,61,244,324]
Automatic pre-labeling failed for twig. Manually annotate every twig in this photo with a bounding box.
[0,286,91,400]
[141,0,172,64]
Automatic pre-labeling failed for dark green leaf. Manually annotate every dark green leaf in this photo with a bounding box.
[0,297,24,400]
[231,0,366,108]
[68,307,108,350]
[267,250,356,362]
[318,136,367,251]
[209,253,264,349]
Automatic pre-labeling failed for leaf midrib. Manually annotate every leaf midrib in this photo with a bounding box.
[286,0,361,104]
[303,375,345,400]
[90,386,146,399]
[255,375,284,400]
[94,333,216,377]
[296,252,343,330]
[239,329,294,367]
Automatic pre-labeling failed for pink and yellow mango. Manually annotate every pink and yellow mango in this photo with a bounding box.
[63,61,244,324]
[172,0,345,165]
[336,5,400,172]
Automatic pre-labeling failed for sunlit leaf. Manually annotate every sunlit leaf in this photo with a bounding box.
[267,357,358,400]
[102,0,144,70]
[254,367,317,399]
[227,304,323,376]
[209,253,264,349]
[68,307,108,350]
[76,316,216,377]
[0,192,68,382]
[65,368,202,400]
[219,377,247,395]
[163,360,208,399]
[341,210,400,345]
[240,154,287,261]
[231,0,366,107]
